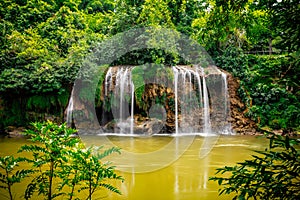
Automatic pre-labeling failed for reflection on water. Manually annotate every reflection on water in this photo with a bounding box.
[0,135,266,200]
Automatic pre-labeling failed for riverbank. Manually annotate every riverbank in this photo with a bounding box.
[2,125,298,138]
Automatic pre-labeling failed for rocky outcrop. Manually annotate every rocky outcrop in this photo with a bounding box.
[102,115,164,135]
[224,71,259,135]
[76,66,260,135]
[140,83,176,133]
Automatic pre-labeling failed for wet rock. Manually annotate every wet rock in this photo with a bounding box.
[135,118,164,135]
[5,126,25,138]
[103,120,118,133]
[102,117,165,135]
[224,71,259,135]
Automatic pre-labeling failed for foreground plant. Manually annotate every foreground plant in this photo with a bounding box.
[0,156,33,200]
[17,121,123,200]
[210,133,300,200]
[60,146,123,200]
[18,121,79,199]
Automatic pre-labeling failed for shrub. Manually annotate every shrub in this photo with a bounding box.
[0,121,123,200]
[209,133,300,200]
[0,156,33,200]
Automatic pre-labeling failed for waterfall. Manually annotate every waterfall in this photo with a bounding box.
[195,68,203,111]
[119,68,128,123]
[177,66,196,133]
[221,72,228,118]
[130,83,134,134]
[66,88,74,127]
[172,66,214,134]
[173,67,179,135]
[202,73,211,135]
[223,73,230,116]
[105,68,112,96]
[68,65,232,135]
[221,72,232,134]
[104,66,135,134]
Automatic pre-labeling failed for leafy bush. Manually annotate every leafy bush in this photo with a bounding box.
[209,133,300,200]
[60,146,123,200]
[0,121,123,200]
[216,47,300,132]
[0,156,34,200]
[215,46,249,79]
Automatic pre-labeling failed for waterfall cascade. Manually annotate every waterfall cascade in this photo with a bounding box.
[104,66,135,134]
[202,69,211,135]
[66,65,232,135]
[66,89,74,127]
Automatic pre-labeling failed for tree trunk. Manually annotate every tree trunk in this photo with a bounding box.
[269,37,272,55]
[48,162,54,200]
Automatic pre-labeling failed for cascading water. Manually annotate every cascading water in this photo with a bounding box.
[221,72,232,134]
[202,70,211,135]
[105,68,112,96]
[66,65,232,135]
[66,88,74,127]
[103,66,135,134]
[171,66,212,134]
[172,67,179,135]
[130,83,134,134]
[195,69,203,114]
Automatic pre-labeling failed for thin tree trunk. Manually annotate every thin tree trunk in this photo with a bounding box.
[69,170,78,200]
[48,162,54,200]
[85,180,92,200]
[269,37,272,55]
[7,182,13,200]
[5,168,13,200]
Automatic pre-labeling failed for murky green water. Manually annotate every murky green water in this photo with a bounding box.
[0,135,267,200]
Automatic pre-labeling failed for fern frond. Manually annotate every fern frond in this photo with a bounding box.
[96,147,121,160]
[99,183,122,195]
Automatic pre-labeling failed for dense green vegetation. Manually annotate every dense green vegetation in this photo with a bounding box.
[0,121,123,200]
[0,0,299,132]
[216,47,300,132]
[210,133,300,199]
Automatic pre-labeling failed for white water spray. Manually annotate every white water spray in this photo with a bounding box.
[173,67,179,135]
[66,89,74,126]
[130,82,135,134]
[202,73,211,135]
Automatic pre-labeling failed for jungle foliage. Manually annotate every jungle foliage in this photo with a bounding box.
[0,0,299,132]
[216,47,300,132]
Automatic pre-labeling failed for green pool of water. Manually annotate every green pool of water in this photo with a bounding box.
[0,135,267,200]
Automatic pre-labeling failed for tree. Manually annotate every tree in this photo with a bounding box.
[192,0,251,55]
[18,121,123,200]
[252,0,300,52]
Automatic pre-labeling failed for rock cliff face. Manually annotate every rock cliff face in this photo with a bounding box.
[140,83,176,133]
[225,71,258,135]
[62,65,259,135]
[134,70,259,135]
[93,65,259,135]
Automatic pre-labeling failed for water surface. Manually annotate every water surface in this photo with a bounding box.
[0,135,266,200]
